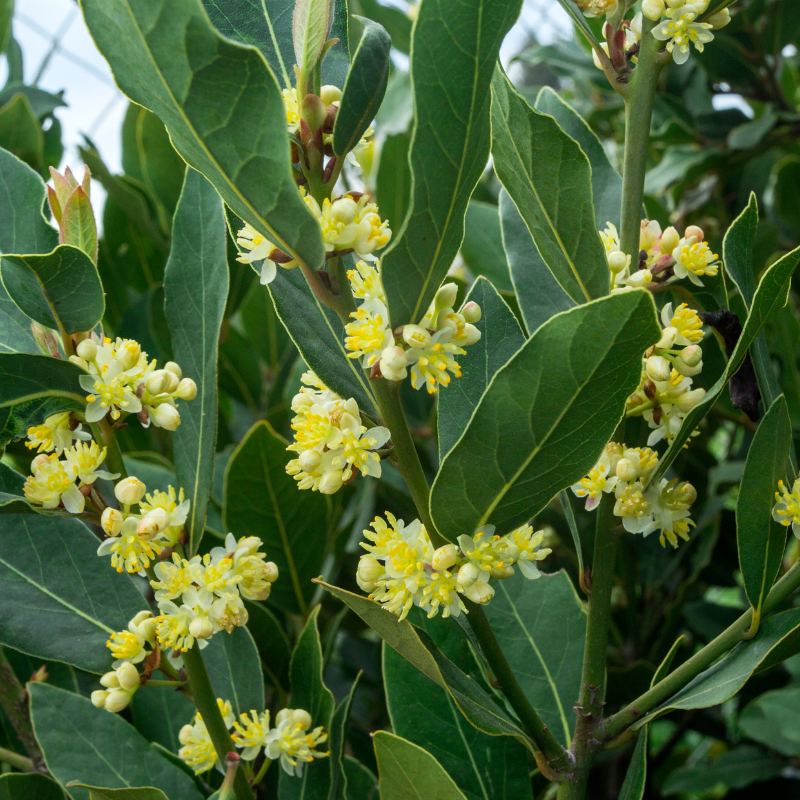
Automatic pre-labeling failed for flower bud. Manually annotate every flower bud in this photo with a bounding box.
[674,358,702,378]
[164,361,182,379]
[592,42,610,70]
[291,709,313,730]
[666,0,685,7]
[91,690,109,708]
[138,508,169,538]
[76,338,97,361]
[626,269,652,289]
[115,476,146,506]
[145,370,171,395]
[319,470,343,495]
[640,219,662,251]
[320,85,342,105]
[642,0,665,20]
[461,301,481,323]
[31,322,60,356]
[708,7,731,28]
[115,341,141,370]
[431,544,458,571]
[150,403,181,431]
[299,449,322,473]
[101,507,124,536]
[100,671,121,689]
[330,197,358,224]
[616,458,638,483]
[189,616,214,640]
[657,326,677,349]
[608,250,629,274]
[176,378,197,400]
[676,388,706,412]
[684,225,704,243]
[462,324,481,347]
[679,344,703,367]
[605,442,624,474]
[676,482,697,505]
[264,561,279,583]
[116,661,140,691]
[660,226,680,254]
[179,724,194,745]
[646,355,672,382]
[380,346,408,381]
[456,562,481,589]
[292,393,313,412]
[104,688,133,713]
[357,555,383,592]
[434,283,458,312]
[403,324,431,349]
[132,610,154,626]
[463,580,495,605]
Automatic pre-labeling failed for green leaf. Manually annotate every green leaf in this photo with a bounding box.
[70,788,169,800]
[0,514,148,673]
[0,461,39,515]
[342,756,377,800]
[648,245,800,486]
[280,606,335,800]
[224,421,328,615]
[737,395,791,620]
[204,625,265,717]
[164,169,228,556]
[459,202,513,293]
[645,608,800,722]
[379,0,523,326]
[0,86,66,119]
[1,245,105,334]
[490,69,609,305]
[0,94,43,172]
[202,0,351,90]
[724,193,759,307]
[499,188,574,336]
[81,0,325,269]
[533,86,622,232]
[739,687,800,757]
[130,672,195,752]
[356,0,411,54]
[431,290,660,540]
[61,188,98,264]
[384,640,532,800]
[770,154,800,238]
[437,277,524,461]
[329,668,361,800]
[559,491,584,584]
[333,17,390,157]
[294,0,331,85]
[373,732,468,800]
[618,728,648,800]
[244,599,291,692]
[485,571,586,747]
[550,0,603,52]
[29,683,203,800]
[661,744,784,795]
[0,774,65,800]
[375,133,411,235]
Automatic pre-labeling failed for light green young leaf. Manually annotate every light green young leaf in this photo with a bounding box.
[0,773,65,800]
[0,93,43,172]
[437,277,524,461]
[333,17,391,157]
[164,169,229,556]
[460,202,514,293]
[293,0,330,87]
[499,188,574,336]
[380,0,523,326]
[1,245,105,334]
[373,732,468,800]
[203,624,264,717]
[29,684,203,800]
[431,290,660,541]
[224,421,328,615]
[490,69,609,305]
[648,245,800,486]
[61,187,98,263]
[485,572,586,747]
[81,0,325,269]
[0,514,148,674]
[737,395,791,620]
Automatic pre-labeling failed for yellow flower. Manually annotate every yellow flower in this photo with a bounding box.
[345,304,393,368]
[155,601,197,652]
[661,302,703,345]
[670,236,720,285]
[179,699,235,774]
[773,479,800,538]
[419,570,465,619]
[62,440,109,485]
[265,709,329,777]
[151,554,193,601]
[97,517,165,573]
[406,331,466,394]
[23,453,85,513]
[232,710,271,761]
[282,88,300,131]
[347,260,385,306]
[26,411,85,455]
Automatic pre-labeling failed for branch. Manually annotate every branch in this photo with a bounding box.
[0,648,45,771]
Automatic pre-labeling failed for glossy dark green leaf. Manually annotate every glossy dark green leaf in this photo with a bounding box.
[661,744,784,795]
[0,461,40,515]
[737,395,791,620]
[460,202,513,293]
[739,687,800,756]
[0,93,43,172]
[244,599,291,692]
[0,774,64,800]
[649,245,800,486]
[204,625,264,717]
[224,421,328,615]
[130,672,195,752]
[70,788,169,800]
[333,17,390,157]
[1,245,105,334]
[534,86,622,232]
[486,572,586,747]
[202,0,350,89]
[724,193,758,307]
[356,0,411,54]
[437,277,524,461]
[490,69,609,305]
[375,133,411,235]
[499,188,574,336]
[0,86,66,119]
[770,154,800,238]
[618,728,648,800]
[164,169,228,556]
[29,684,203,800]
[379,0,523,326]
[342,756,377,800]
[81,0,325,269]
[373,732,467,800]
[431,290,660,540]
[0,515,148,673]
[329,668,360,800]
[280,606,335,800]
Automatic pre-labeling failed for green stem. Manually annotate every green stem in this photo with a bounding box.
[0,744,33,772]
[90,417,127,481]
[182,647,254,800]
[370,377,443,546]
[466,603,567,769]
[603,556,800,739]
[144,679,186,687]
[619,16,662,262]
[252,755,272,786]
[0,649,45,771]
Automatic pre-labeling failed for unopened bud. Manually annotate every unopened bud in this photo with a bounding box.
[100,671,121,689]
[76,338,97,361]
[116,662,140,691]
[646,355,672,382]
[462,324,481,346]
[605,442,624,473]
[138,508,169,538]
[660,226,680,254]
[403,324,431,349]
[320,85,342,105]
[115,341,141,370]
[292,393,313,411]
[91,690,110,708]
[31,322,60,356]
[101,507,124,536]
[608,250,629,274]
[676,388,706,412]
[708,8,731,28]
[146,370,171,395]
[177,378,197,400]
[104,688,133,713]
[676,482,697,505]
[434,283,458,311]
[461,301,481,323]
[679,344,703,367]
[164,361,182,379]
[319,470,343,495]
[300,93,327,132]
[132,610,153,626]
[431,544,458,571]
[642,0,665,20]
[264,561,279,583]
[380,346,408,381]
[463,580,495,605]
[291,709,313,730]
[150,403,181,431]
[330,197,358,224]
[666,0,685,7]
[627,269,652,289]
[640,219,662,251]
[456,562,481,589]
[357,555,383,592]
[298,449,321,472]
[616,458,638,483]
[189,616,214,640]
[115,477,146,506]
[592,42,610,70]
[684,225,704,243]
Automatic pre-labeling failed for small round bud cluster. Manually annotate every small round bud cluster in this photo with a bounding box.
[356,512,551,621]
[92,661,141,713]
[71,335,194,430]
